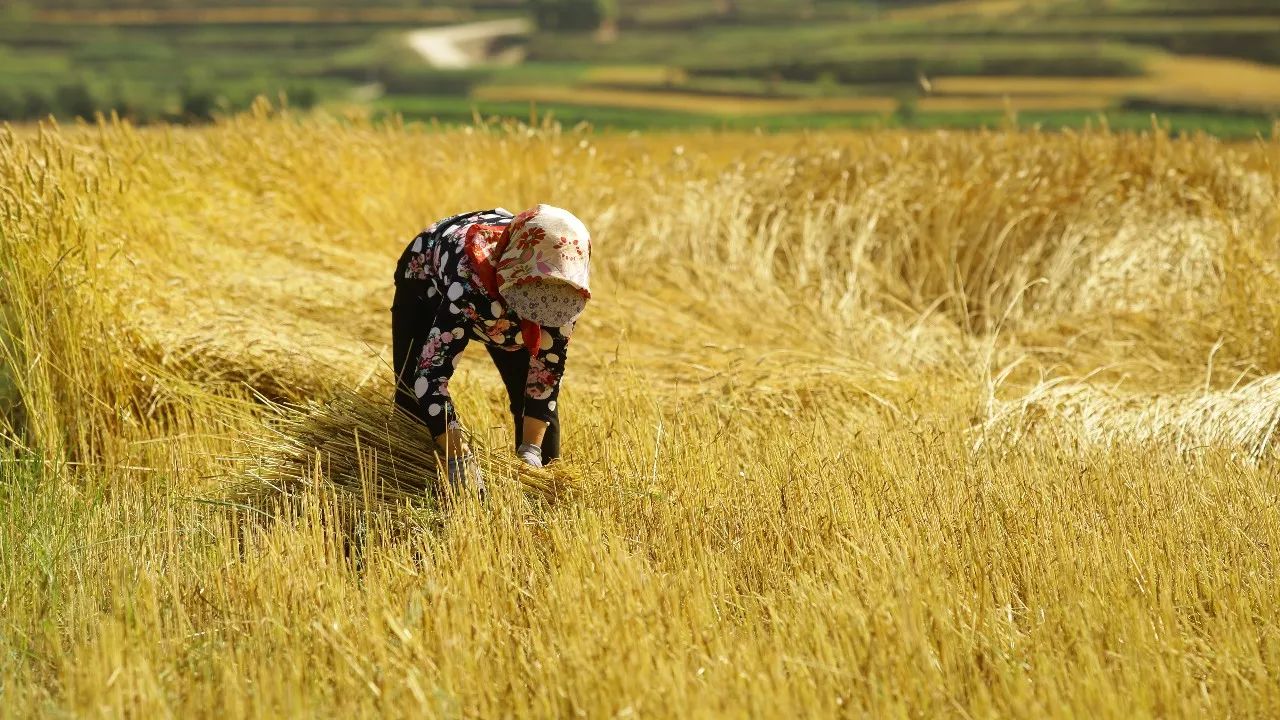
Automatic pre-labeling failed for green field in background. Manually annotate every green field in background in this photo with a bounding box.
[377,95,1276,138]
[0,0,1277,134]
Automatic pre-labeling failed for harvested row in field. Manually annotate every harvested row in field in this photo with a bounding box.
[933,53,1280,111]
[472,84,901,116]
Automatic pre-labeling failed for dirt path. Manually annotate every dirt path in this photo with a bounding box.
[406,18,532,69]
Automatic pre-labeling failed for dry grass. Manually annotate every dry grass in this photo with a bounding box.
[3,105,1280,717]
[981,374,1280,460]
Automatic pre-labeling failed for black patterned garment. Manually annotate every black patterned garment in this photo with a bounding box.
[392,209,573,439]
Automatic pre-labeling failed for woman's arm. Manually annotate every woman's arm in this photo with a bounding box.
[522,416,549,446]
[521,324,570,445]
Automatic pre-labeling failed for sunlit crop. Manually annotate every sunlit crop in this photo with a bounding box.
[3,105,1279,717]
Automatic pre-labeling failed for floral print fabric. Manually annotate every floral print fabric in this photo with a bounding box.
[394,208,572,438]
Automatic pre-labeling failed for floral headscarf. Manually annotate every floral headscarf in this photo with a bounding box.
[496,204,591,299]
[465,204,591,354]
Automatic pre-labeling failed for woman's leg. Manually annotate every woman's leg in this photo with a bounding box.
[391,279,437,423]
[486,346,561,462]
[486,345,528,444]
[539,408,561,463]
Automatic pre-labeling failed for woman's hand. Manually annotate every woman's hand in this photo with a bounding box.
[445,454,485,493]
[434,430,484,493]
[434,428,469,458]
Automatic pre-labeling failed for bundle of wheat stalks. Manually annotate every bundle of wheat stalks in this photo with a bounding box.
[986,374,1280,460]
[232,389,574,509]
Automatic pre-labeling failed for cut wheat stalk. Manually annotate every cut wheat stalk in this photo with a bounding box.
[228,389,576,511]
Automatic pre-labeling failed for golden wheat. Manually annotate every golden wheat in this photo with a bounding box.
[2,105,1280,717]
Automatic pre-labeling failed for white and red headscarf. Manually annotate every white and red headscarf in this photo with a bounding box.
[465,204,591,354]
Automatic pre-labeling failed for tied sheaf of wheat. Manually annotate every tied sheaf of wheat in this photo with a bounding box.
[231,389,575,508]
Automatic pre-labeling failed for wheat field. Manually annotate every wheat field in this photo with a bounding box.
[3,106,1280,718]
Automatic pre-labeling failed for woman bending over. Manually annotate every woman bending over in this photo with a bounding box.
[391,204,591,488]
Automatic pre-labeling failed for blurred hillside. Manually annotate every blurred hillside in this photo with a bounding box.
[1,0,1277,135]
